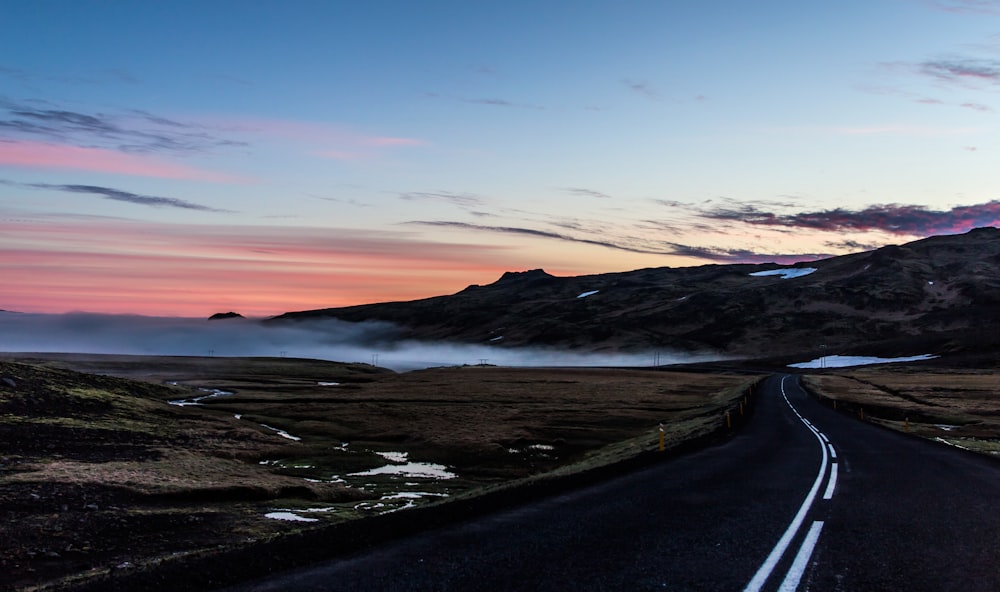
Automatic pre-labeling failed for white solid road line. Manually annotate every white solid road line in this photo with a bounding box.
[823,463,838,500]
[743,377,831,592]
[778,521,825,592]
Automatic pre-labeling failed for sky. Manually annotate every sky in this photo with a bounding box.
[3,0,1000,317]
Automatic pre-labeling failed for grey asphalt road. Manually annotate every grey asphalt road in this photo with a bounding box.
[223,374,1000,591]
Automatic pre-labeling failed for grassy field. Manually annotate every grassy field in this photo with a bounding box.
[0,353,753,591]
[803,366,1000,455]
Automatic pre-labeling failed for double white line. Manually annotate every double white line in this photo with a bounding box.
[744,376,838,592]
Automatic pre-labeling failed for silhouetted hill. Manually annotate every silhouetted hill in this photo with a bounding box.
[272,228,1000,360]
[208,312,244,321]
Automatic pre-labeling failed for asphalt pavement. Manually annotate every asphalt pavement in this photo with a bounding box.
[223,374,1000,591]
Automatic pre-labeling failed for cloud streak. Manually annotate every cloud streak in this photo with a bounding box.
[0,98,244,155]
[702,200,1000,235]
[563,187,612,199]
[0,139,246,181]
[408,220,824,263]
[623,79,661,100]
[920,58,1000,85]
[399,191,486,208]
[1,180,228,212]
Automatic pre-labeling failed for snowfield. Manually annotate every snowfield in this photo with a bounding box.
[749,267,818,279]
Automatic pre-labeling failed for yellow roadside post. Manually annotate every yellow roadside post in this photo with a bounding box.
[905,417,909,433]
[833,400,837,410]
[725,410,731,429]
[658,423,665,452]
[739,401,744,416]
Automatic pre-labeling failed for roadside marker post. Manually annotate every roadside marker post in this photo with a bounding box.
[658,423,665,452]
[726,411,731,429]
[905,417,909,432]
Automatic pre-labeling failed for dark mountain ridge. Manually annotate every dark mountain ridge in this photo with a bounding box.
[272,227,1000,360]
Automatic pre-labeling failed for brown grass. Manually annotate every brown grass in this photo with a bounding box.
[0,354,752,591]
[803,367,1000,455]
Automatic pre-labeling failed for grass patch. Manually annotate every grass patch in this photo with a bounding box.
[803,368,1000,456]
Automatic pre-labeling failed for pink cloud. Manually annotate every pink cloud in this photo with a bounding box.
[217,117,425,160]
[0,140,246,182]
[0,218,513,316]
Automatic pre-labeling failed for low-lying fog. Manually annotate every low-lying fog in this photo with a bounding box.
[0,312,715,371]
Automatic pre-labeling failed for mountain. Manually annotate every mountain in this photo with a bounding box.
[271,228,1000,360]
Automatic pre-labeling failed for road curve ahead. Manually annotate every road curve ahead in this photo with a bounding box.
[224,374,1000,592]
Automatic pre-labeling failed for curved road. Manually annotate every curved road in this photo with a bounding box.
[225,374,1000,591]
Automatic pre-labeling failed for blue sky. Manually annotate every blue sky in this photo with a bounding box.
[2,0,1000,315]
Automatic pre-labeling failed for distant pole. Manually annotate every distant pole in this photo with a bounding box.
[658,423,665,452]
[371,353,379,366]
[479,358,488,366]
[280,350,287,358]
[208,349,214,357]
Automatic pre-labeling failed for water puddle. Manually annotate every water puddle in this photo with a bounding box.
[348,462,457,479]
[264,511,319,523]
[168,387,234,407]
[260,424,302,441]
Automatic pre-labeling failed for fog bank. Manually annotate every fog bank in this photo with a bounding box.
[0,312,716,371]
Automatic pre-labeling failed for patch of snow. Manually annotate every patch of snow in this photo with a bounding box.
[380,491,448,500]
[348,462,457,480]
[927,281,935,286]
[788,354,937,369]
[934,437,969,451]
[317,381,341,386]
[935,424,960,431]
[577,290,600,299]
[234,414,242,420]
[489,336,504,342]
[376,451,409,463]
[528,444,555,451]
[264,512,318,522]
[260,424,302,441]
[749,267,818,280]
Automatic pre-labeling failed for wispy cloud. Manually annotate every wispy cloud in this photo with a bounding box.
[920,58,1000,85]
[227,117,425,160]
[460,97,546,110]
[399,191,486,208]
[409,220,666,255]
[0,139,247,181]
[925,0,1000,14]
[1,179,229,212]
[701,200,1000,235]
[661,242,825,264]
[960,102,993,111]
[408,219,823,264]
[0,98,244,155]
[563,187,612,199]
[623,78,661,100]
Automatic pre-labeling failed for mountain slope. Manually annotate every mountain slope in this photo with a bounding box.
[272,227,1000,359]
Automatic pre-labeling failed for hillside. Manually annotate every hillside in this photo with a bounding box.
[272,227,1000,360]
